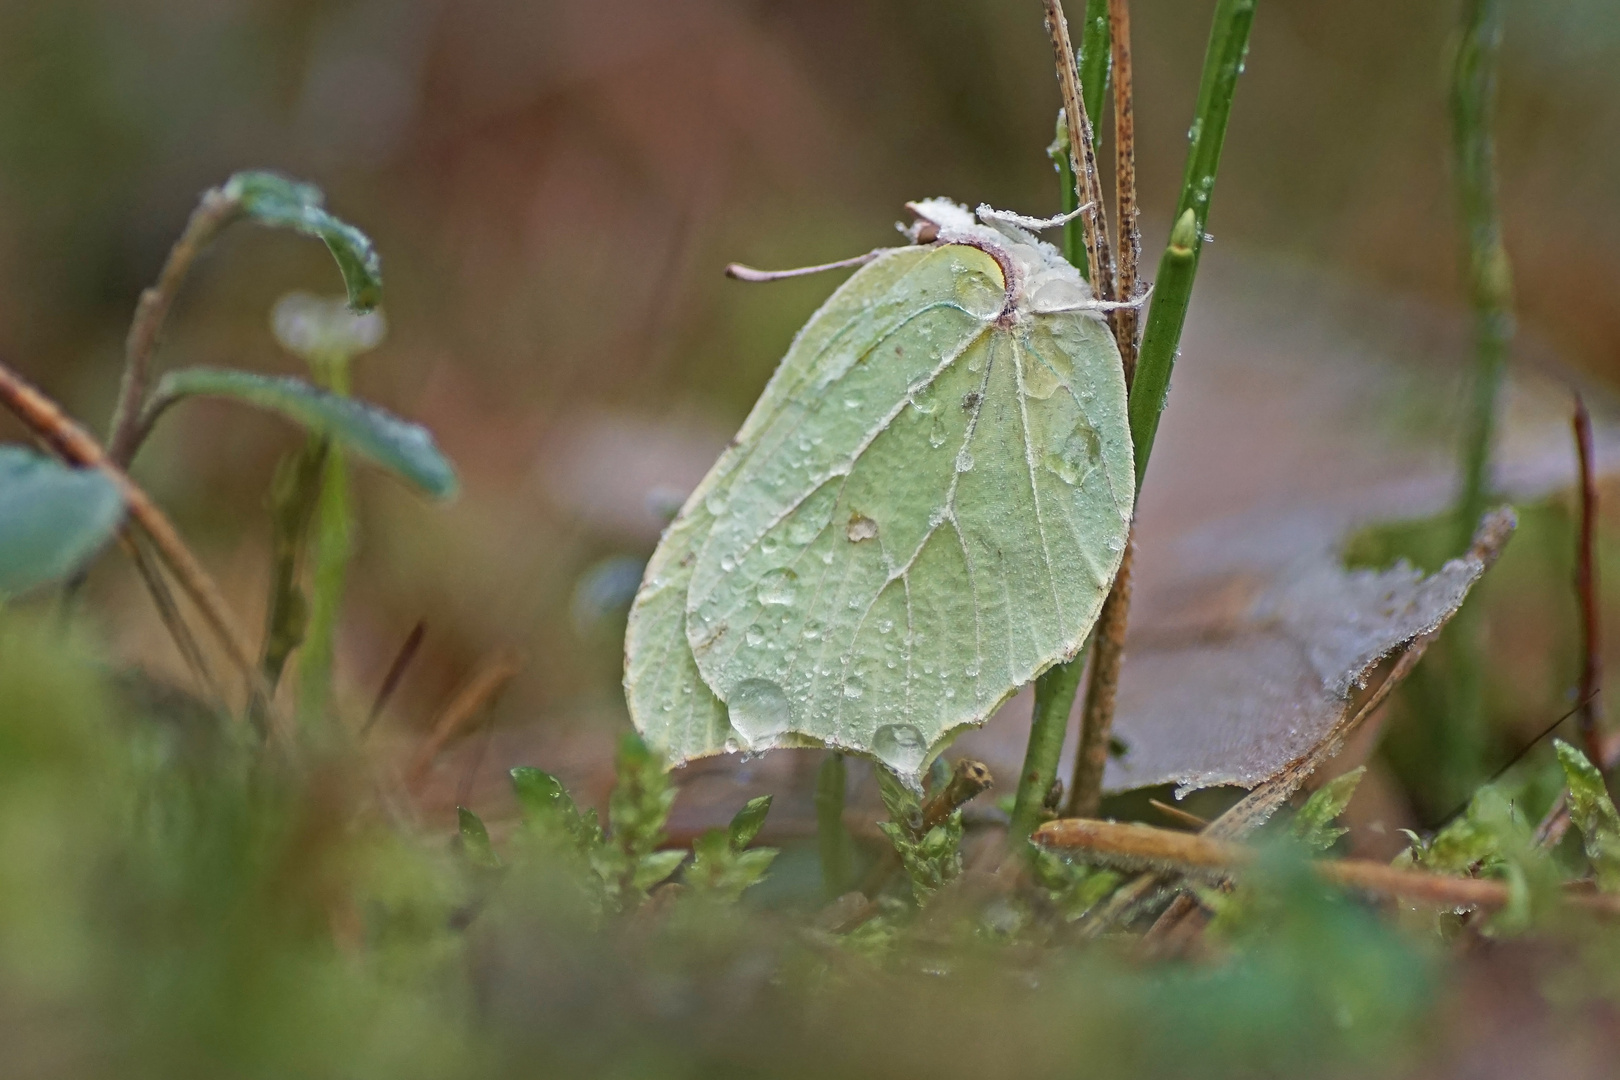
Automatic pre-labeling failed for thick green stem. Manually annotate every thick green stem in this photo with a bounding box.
[1010,642,1089,844]
[297,355,354,727]
[1436,0,1513,795]
[816,753,855,897]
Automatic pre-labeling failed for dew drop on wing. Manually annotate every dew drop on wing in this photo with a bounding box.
[1042,418,1103,486]
[757,568,798,606]
[728,678,793,746]
[928,415,949,448]
[873,723,927,774]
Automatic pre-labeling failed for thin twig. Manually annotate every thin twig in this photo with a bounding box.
[1574,393,1605,768]
[919,759,994,833]
[406,651,522,788]
[1149,798,1209,830]
[121,532,227,709]
[0,359,264,703]
[1034,817,1620,918]
[106,187,241,466]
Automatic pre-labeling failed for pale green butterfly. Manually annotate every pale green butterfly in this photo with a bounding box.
[625,199,1134,787]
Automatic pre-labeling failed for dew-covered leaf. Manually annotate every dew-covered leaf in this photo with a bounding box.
[0,447,124,598]
[148,368,457,499]
[1555,740,1620,891]
[627,208,1134,786]
[224,171,383,311]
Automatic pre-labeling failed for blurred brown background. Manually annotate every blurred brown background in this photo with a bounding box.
[2,0,1617,816]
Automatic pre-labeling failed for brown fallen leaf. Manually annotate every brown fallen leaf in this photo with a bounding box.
[1100,507,1517,798]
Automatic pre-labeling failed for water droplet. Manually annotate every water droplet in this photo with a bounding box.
[760,534,780,556]
[786,485,838,544]
[745,628,765,647]
[843,397,861,409]
[756,568,798,606]
[1106,535,1124,552]
[846,513,880,543]
[720,554,737,572]
[928,416,949,448]
[843,677,864,700]
[873,723,927,774]
[724,737,741,754]
[955,449,974,472]
[877,618,894,635]
[1042,418,1102,486]
[965,663,980,677]
[728,678,792,745]
[802,621,822,640]
[705,492,729,515]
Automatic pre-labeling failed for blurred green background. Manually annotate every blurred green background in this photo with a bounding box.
[2,0,1618,820]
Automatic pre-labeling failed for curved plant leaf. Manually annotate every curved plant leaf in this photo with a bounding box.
[0,447,124,598]
[224,171,383,311]
[148,368,457,499]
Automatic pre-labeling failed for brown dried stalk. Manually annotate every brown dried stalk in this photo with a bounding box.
[1035,817,1620,918]
[1042,0,1116,300]
[1064,0,1143,821]
[106,187,241,466]
[1574,393,1605,768]
[0,360,265,702]
[1068,544,1132,817]
[1107,0,1142,382]
[1536,396,1610,845]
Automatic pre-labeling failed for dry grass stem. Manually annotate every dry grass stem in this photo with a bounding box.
[0,359,264,704]
[106,187,241,466]
[1042,0,1116,300]
[1067,542,1133,817]
[407,651,522,788]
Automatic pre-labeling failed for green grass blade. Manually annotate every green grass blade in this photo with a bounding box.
[1130,0,1257,478]
[1078,0,1111,131]
[1449,0,1513,553]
